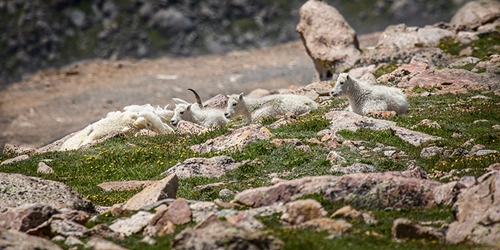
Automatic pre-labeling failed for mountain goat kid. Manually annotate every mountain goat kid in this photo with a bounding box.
[331,73,408,115]
[171,89,229,128]
[224,93,318,124]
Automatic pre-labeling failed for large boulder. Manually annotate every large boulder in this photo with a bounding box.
[446,171,500,245]
[235,172,442,209]
[450,0,500,31]
[296,0,361,81]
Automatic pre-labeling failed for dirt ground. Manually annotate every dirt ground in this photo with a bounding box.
[0,41,314,149]
[0,34,379,150]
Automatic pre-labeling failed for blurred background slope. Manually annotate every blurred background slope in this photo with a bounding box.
[0,0,471,86]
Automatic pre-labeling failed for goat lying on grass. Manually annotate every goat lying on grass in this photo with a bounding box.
[331,73,408,115]
[224,93,318,124]
[60,104,174,151]
[171,89,229,128]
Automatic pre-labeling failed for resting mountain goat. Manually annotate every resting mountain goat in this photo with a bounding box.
[331,73,408,115]
[224,93,318,124]
[171,89,229,128]
[60,104,174,151]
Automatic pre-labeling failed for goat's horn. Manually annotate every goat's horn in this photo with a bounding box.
[187,88,203,108]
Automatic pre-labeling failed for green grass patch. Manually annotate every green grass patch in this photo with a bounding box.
[1,87,499,249]
[439,32,500,59]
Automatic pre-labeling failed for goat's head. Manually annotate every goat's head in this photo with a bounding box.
[224,93,244,118]
[331,73,351,97]
[171,98,193,126]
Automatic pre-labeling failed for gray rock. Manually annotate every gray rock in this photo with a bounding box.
[172,215,283,250]
[190,124,272,154]
[121,174,178,211]
[280,199,327,225]
[0,229,63,250]
[446,171,500,245]
[109,211,154,237]
[324,111,396,132]
[37,162,54,174]
[85,236,128,250]
[64,236,83,246]
[296,0,360,81]
[47,219,90,238]
[66,9,87,29]
[0,154,29,165]
[149,8,194,36]
[236,171,442,209]
[376,24,455,50]
[420,146,444,158]
[189,202,218,222]
[0,173,94,213]
[450,0,500,31]
[390,126,442,147]
[162,156,243,178]
[329,163,375,174]
[326,151,346,164]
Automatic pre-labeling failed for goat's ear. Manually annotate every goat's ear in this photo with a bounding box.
[238,93,244,100]
[173,98,188,104]
[346,75,350,80]
[187,104,192,110]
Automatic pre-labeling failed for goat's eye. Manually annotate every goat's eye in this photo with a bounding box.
[180,111,184,114]
[232,103,237,106]
[340,81,344,85]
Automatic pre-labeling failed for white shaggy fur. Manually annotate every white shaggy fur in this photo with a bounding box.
[60,104,174,151]
[224,93,319,124]
[170,99,229,128]
[331,73,408,115]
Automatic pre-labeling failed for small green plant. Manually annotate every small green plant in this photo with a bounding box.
[374,62,400,78]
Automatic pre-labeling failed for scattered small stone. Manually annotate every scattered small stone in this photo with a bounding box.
[327,151,346,164]
[280,199,327,225]
[492,124,500,130]
[420,146,444,158]
[475,149,498,156]
[219,189,235,197]
[384,150,396,157]
[37,162,54,174]
[329,163,375,174]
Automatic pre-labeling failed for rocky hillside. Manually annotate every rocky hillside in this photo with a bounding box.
[0,0,500,249]
[0,0,471,85]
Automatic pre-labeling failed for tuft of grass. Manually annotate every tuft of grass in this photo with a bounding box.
[374,62,400,78]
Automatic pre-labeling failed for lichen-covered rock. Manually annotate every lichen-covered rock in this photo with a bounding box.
[0,173,94,213]
[162,156,243,178]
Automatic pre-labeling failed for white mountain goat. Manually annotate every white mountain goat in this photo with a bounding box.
[224,93,319,124]
[60,104,174,151]
[331,73,408,115]
[170,89,229,128]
